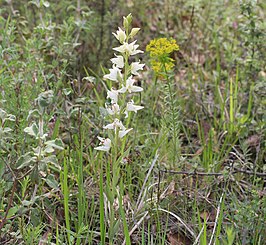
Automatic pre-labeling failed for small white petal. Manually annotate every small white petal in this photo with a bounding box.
[97,136,105,141]
[103,66,122,82]
[124,110,129,118]
[123,76,143,93]
[113,41,143,56]
[130,85,143,93]
[112,27,126,43]
[95,137,111,152]
[131,61,145,76]
[110,55,124,68]
[107,88,119,103]
[119,128,133,138]
[94,145,110,151]
[103,118,125,131]
[103,122,115,130]
[113,44,127,53]
[105,103,120,115]
[106,107,114,115]
[117,85,127,94]
[129,28,140,38]
[126,100,144,113]
[115,119,125,130]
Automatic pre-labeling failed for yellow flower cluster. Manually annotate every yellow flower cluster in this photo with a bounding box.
[150,60,175,74]
[146,38,179,74]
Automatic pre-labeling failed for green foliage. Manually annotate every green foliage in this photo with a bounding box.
[231,190,266,244]
[0,0,265,244]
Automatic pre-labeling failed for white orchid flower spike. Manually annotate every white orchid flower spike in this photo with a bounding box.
[95,14,144,154]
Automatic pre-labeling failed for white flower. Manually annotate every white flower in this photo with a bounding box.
[103,119,132,138]
[103,118,124,130]
[131,61,145,76]
[119,128,133,138]
[113,27,127,44]
[103,66,122,82]
[118,76,143,93]
[110,55,124,69]
[113,40,143,56]
[94,137,111,152]
[106,103,120,115]
[125,100,144,118]
[107,88,119,103]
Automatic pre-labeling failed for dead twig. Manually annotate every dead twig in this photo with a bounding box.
[159,168,266,178]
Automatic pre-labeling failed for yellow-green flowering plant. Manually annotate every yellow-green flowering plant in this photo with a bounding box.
[146,37,180,166]
[146,37,179,76]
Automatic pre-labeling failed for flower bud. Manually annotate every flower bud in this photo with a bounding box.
[129,28,140,38]
[123,13,132,30]
[113,27,126,44]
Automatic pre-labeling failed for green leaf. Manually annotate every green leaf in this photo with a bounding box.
[239,114,249,124]
[63,88,72,96]
[0,108,7,120]
[37,90,53,109]
[22,199,35,207]
[41,155,61,169]
[27,109,40,121]
[24,123,39,138]
[45,174,59,189]
[43,145,55,154]
[45,138,64,150]
[7,206,19,219]
[51,119,60,139]
[16,153,37,169]
[0,161,4,178]
[104,185,114,204]
[3,127,12,133]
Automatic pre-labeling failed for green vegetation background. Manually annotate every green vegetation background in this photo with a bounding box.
[0,0,265,244]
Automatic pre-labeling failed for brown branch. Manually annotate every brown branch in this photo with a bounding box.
[0,179,17,230]
[160,169,223,176]
[159,168,266,178]
[232,167,266,177]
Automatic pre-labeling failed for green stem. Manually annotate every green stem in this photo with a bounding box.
[163,64,178,166]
